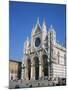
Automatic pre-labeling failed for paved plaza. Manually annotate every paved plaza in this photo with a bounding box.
[9,80,48,89]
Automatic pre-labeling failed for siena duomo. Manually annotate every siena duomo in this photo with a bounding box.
[21,18,66,82]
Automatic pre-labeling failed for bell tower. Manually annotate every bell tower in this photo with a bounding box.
[48,25,56,79]
[48,24,56,61]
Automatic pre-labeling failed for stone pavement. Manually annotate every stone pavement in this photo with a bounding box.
[9,79,48,89]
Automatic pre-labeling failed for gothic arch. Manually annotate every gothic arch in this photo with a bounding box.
[42,54,48,77]
[26,58,31,80]
[33,56,39,80]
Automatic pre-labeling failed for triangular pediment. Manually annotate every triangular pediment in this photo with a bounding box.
[35,25,41,33]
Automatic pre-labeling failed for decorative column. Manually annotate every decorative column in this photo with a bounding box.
[24,57,29,80]
[24,66,28,80]
[39,53,44,79]
[21,63,25,80]
[31,56,35,80]
[48,58,51,80]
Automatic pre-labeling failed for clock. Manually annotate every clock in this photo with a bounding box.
[35,37,41,47]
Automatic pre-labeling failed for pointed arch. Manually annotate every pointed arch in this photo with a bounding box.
[33,56,39,80]
[35,25,41,34]
[42,54,48,77]
[26,58,31,80]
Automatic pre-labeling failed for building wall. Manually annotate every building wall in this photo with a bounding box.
[50,43,66,80]
[22,19,66,81]
[52,63,66,78]
[9,60,22,80]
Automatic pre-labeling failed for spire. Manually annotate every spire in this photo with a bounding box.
[50,24,53,29]
[23,41,26,54]
[34,17,41,33]
[31,24,35,36]
[42,18,47,33]
[42,17,46,26]
[27,36,29,41]
[49,24,55,32]
[32,24,34,30]
[36,17,41,27]
[26,36,29,47]
[32,24,34,33]
[37,17,40,25]
[24,37,30,54]
[42,18,47,41]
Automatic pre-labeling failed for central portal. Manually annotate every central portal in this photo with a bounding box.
[34,57,39,80]
[42,55,48,77]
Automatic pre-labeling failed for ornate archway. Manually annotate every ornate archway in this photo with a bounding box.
[34,57,39,80]
[26,59,31,80]
[42,55,48,77]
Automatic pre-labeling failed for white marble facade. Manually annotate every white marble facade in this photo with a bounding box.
[21,18,66,81]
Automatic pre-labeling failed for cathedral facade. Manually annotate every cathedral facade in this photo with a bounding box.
[21,18,66,82]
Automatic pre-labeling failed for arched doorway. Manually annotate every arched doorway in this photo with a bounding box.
[34,57,39,80]
[42,55,48,77]
[27,59,31,80]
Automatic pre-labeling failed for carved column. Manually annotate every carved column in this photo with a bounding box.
[48,58,50,80]
[39,53,44,79]
[21,63,25,80]
[24,57,29,80]
[31,57,35,80]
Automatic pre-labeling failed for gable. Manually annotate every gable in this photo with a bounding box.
[35,25,41,34]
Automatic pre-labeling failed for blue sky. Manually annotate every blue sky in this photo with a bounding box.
[9,1,66,61]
